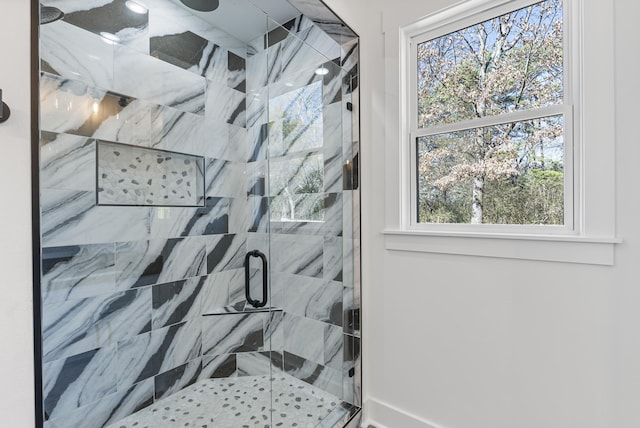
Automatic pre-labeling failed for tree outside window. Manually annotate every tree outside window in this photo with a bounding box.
[415,0,565,225]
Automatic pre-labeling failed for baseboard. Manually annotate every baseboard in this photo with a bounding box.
[363,398,444,428]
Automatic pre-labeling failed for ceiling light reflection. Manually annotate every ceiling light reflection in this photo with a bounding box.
[125,1,148,14]
[100,32,120,45]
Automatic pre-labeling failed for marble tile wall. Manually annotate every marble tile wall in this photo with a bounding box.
[287,0,358,44]
[40,1,360,427]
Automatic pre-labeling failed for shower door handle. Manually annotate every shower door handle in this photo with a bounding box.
[245,250,268,308]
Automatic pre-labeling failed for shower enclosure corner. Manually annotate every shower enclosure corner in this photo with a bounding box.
[34,0,361,427]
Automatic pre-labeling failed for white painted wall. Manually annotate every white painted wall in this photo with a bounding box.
[325,0,640,426]
[2,0,639,427]
[0,1,36,427]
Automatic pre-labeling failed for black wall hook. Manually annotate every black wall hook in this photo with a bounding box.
[0,89,11,124]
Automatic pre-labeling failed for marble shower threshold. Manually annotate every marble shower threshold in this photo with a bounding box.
[106,373,356,428]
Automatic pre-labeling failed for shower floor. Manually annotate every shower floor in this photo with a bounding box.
[107,374,340,428]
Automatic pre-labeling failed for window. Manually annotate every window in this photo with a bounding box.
[411,0,570,230]
[383,0,618,264]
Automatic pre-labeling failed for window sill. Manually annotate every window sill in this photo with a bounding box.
[383,230,621,265]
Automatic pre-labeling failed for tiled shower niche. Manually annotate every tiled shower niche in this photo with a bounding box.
[37,0,361,427]
[97,141,205,207]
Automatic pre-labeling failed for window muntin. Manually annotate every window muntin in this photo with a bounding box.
[411,0,569,227]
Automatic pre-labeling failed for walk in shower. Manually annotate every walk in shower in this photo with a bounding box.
[35,0,360,426]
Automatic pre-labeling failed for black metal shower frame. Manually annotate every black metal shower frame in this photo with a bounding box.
[30,0,45,426]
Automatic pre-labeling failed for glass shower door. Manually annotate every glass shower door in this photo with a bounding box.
[260,16,359,427]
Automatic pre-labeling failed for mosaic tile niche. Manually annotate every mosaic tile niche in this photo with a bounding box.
[97,141,205,207]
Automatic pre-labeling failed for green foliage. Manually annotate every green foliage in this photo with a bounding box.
[282,116,299,138]
[419,167,564,224]
[296,167,323,194]
[296,167,325,220]
[484,169,564,224]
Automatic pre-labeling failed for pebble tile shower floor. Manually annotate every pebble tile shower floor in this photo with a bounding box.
[107,374,340,428]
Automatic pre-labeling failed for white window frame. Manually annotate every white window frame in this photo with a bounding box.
[383,0,619,265]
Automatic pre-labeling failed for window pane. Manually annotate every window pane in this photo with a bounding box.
[270,153,325,221]
[268,80,326,222]
[417,115,564,224]
[417,0,563,127]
